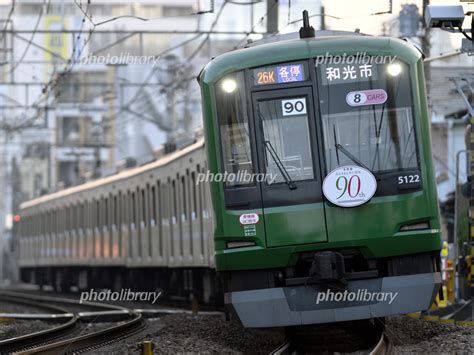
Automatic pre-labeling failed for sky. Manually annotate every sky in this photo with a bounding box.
[323,0,472,36]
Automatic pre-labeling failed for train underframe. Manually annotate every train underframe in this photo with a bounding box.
[20,266,223,307]
[223,250,442,327]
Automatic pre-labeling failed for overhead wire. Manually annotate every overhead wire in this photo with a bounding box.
[74,0,215,27]
[122,0,229,118]
[233,0,279,49]
[1,0,94,131]
[5,0,49,77]
[4,0,248,132]
[0,0,15,44]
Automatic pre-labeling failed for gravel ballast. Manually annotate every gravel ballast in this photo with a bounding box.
[0,319,54,341]
[386,316,473,354]
[98,314,473,354]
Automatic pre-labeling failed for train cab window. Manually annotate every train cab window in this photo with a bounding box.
[316,59,419,174]
[215,71,254,187]
[257,97,315,184]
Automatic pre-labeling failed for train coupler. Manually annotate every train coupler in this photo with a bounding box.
[309,251,346,284]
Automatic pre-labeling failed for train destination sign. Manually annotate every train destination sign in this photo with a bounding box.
[253,63,305,85]
[322,165,377,207]
[318,63,378,85]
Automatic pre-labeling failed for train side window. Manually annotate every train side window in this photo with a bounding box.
[125,191,130,230]
[70,204,75,232]
[141,188,147,226]
[181,175,187,222]
[216,71,254,187]
[151,185,156,225]
[79,202,84,231]
[84,201,89,229]
[105,197,109,228]
[50,210,53,235]
[92,199,96,229]
[59,207,63,233]
[113,194,118,228]
[191,171,197,220]
[157,181,163,255]
[123,192,128,229]
[97,199,101,229]
[169,178,175,256]
[66,205,71,232]
[65,206,69,233]
[37,212,42,236]
[131,192,136,228]
[172,179,177,226]
[70,205,74,232]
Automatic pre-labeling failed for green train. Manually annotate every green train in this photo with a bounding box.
[198,19,442,327]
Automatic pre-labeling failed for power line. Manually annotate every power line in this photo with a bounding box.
[121,0,229,113]
[187,0,229,61]
[233,0,279,49]
[119,1,230,130]
[1,0,95,132]
[122,33,204,109]
[6,0,49,78]
[227,0,263,5]
[0,0,15,44]
[74,0,215,26]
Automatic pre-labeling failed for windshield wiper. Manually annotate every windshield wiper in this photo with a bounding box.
[333,125,379,180]
[264,140,297,190]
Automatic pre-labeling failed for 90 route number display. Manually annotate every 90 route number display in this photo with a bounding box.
[322,165,377,207]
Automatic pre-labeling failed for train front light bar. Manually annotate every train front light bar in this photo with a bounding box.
[226,241,256,249]
[400,221,430,232]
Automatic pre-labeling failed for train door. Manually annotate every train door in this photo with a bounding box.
[252,87,328,247]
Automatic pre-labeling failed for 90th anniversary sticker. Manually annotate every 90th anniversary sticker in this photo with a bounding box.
[323,166,377,207]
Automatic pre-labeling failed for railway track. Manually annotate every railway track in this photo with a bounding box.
[270,319,390,355]
[0,290,146,354]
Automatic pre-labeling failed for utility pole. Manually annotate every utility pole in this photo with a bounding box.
[321,6,326,31]
[266,0,279,34]
[421,0,431,86]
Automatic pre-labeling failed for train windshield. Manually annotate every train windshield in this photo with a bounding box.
[257,97,314,185]
[316,59,418,173]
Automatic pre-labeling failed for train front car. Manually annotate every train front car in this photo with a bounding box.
[198,33,442,328]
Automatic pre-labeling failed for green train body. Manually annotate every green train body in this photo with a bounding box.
[199,32,442,327]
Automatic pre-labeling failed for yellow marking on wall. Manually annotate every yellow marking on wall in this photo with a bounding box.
[44,16,70,74]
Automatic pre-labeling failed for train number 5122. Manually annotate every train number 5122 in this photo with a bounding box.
[397,174,420,184]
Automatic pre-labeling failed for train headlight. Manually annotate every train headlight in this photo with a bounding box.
[222,78,237,93]
[387,63,402,77]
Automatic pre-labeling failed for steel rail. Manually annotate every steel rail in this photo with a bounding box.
[0,294,79,353]
[18,311,145,354]
[0,290,144,354]
[270,320,389,355]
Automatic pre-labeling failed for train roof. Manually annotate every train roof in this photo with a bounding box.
[20,138,205,210]
[198,35,421,85]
